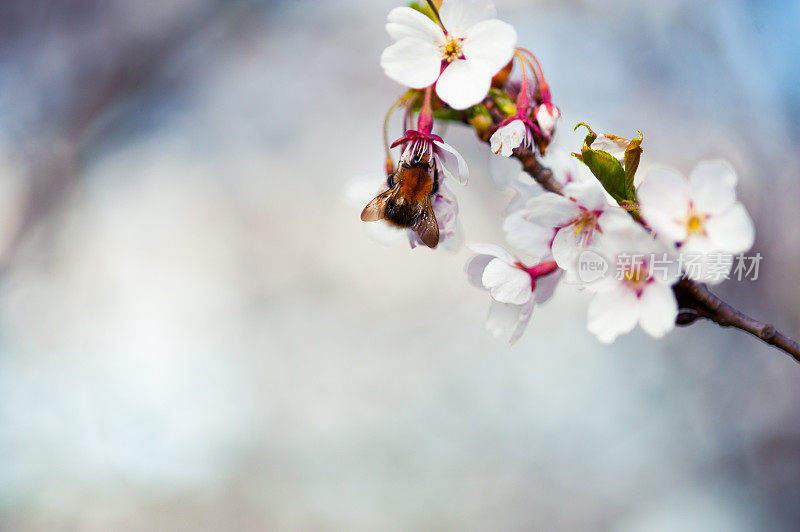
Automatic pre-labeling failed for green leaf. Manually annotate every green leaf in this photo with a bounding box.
[624,130,643,186]
[573,123,639,204]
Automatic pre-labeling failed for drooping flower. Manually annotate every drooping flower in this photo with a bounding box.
[490,118,538,157]
[521,179,633,271]
[489,52,542,157]
[409,181,463,250]
[393,128,469,185]
[380,0,517,110]
[466,244,561,343]
[585,223,680,343]
[636,160,755,282]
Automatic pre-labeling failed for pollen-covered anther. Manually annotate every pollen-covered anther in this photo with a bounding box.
[621,263,650,293]
[683,208,707,235]
[441,37,463,63]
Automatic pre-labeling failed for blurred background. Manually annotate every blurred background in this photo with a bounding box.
[1,0,799,529]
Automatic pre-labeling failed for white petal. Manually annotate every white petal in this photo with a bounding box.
[523,193,580,227]
[589,135,628,164]
[486,299,522,339]
[533,268,562,304]
[465,253,494,288]
[587,285,640,343]
[490,120,525,157]
[467,243,516,263]
[638,283,678,339]
[435,59,493,110]
[677,248,733,285]
[597,207,638,235]
[433,140,469,184]
[689,159,738,215]
[705,202,755,254]
[680,234,716,257]
[637,165,690,244]
[386,7,445,43]
[482,258,532,304]
[503,210,553,258]
[462,19,517,75]
[380,38,442,89]
[551,227,581,270]
[439,0,496,36]
[509,297,536,345]
[563,180,609,211]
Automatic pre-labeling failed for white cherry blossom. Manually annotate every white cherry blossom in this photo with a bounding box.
[637,160,755,281]
[409,182,463,250]
[466,244,560,344]
[586,224,680,343]
[380,0,517,110]
[522,179,633,271]
[490,119,531,157]
[395,130,469,184]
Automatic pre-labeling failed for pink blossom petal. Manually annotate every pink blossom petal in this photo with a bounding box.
[439,0,496,36]
[482,258,532,304]
[462,19,517,76]
[638,283,678,339]
[688,159,738,215]
[523,192,580,227]
[433,140,469,184]
[705,202,755,254]
[386,6,445,43]
[587,285,639,343]
[380,38,442,89]
[435,58,493,110]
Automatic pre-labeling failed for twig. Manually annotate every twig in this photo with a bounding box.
[513,150,564,195]
[673,278,800,363]
[511,143,799,363]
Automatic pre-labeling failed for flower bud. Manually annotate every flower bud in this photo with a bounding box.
[535,103,561,139]
[467,105,493,138]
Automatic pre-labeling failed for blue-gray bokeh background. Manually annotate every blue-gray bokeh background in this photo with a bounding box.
[1,0,799,529]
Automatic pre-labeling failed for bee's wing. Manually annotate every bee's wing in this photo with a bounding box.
[360,190,392,222]
[412,198,439,249]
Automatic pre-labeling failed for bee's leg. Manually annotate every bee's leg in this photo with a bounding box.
[387,171,395,188]
[431,167,439,195]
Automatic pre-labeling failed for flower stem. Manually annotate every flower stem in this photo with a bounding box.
[417,85,435,135]
[383,94,409,173]
[516,48,551,103]
[513,52,531,114]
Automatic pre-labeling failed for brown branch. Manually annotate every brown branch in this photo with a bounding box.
[514,150,564,195]
[508,142,800,363]
[673,278,800,363]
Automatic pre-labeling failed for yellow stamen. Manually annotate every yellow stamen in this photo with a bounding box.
[683,208,707,235]
[441,37,463,62]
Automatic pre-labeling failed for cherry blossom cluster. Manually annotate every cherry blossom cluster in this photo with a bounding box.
[361,0,757,346]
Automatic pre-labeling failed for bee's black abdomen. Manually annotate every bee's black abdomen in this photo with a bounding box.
[384,197,421,228]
